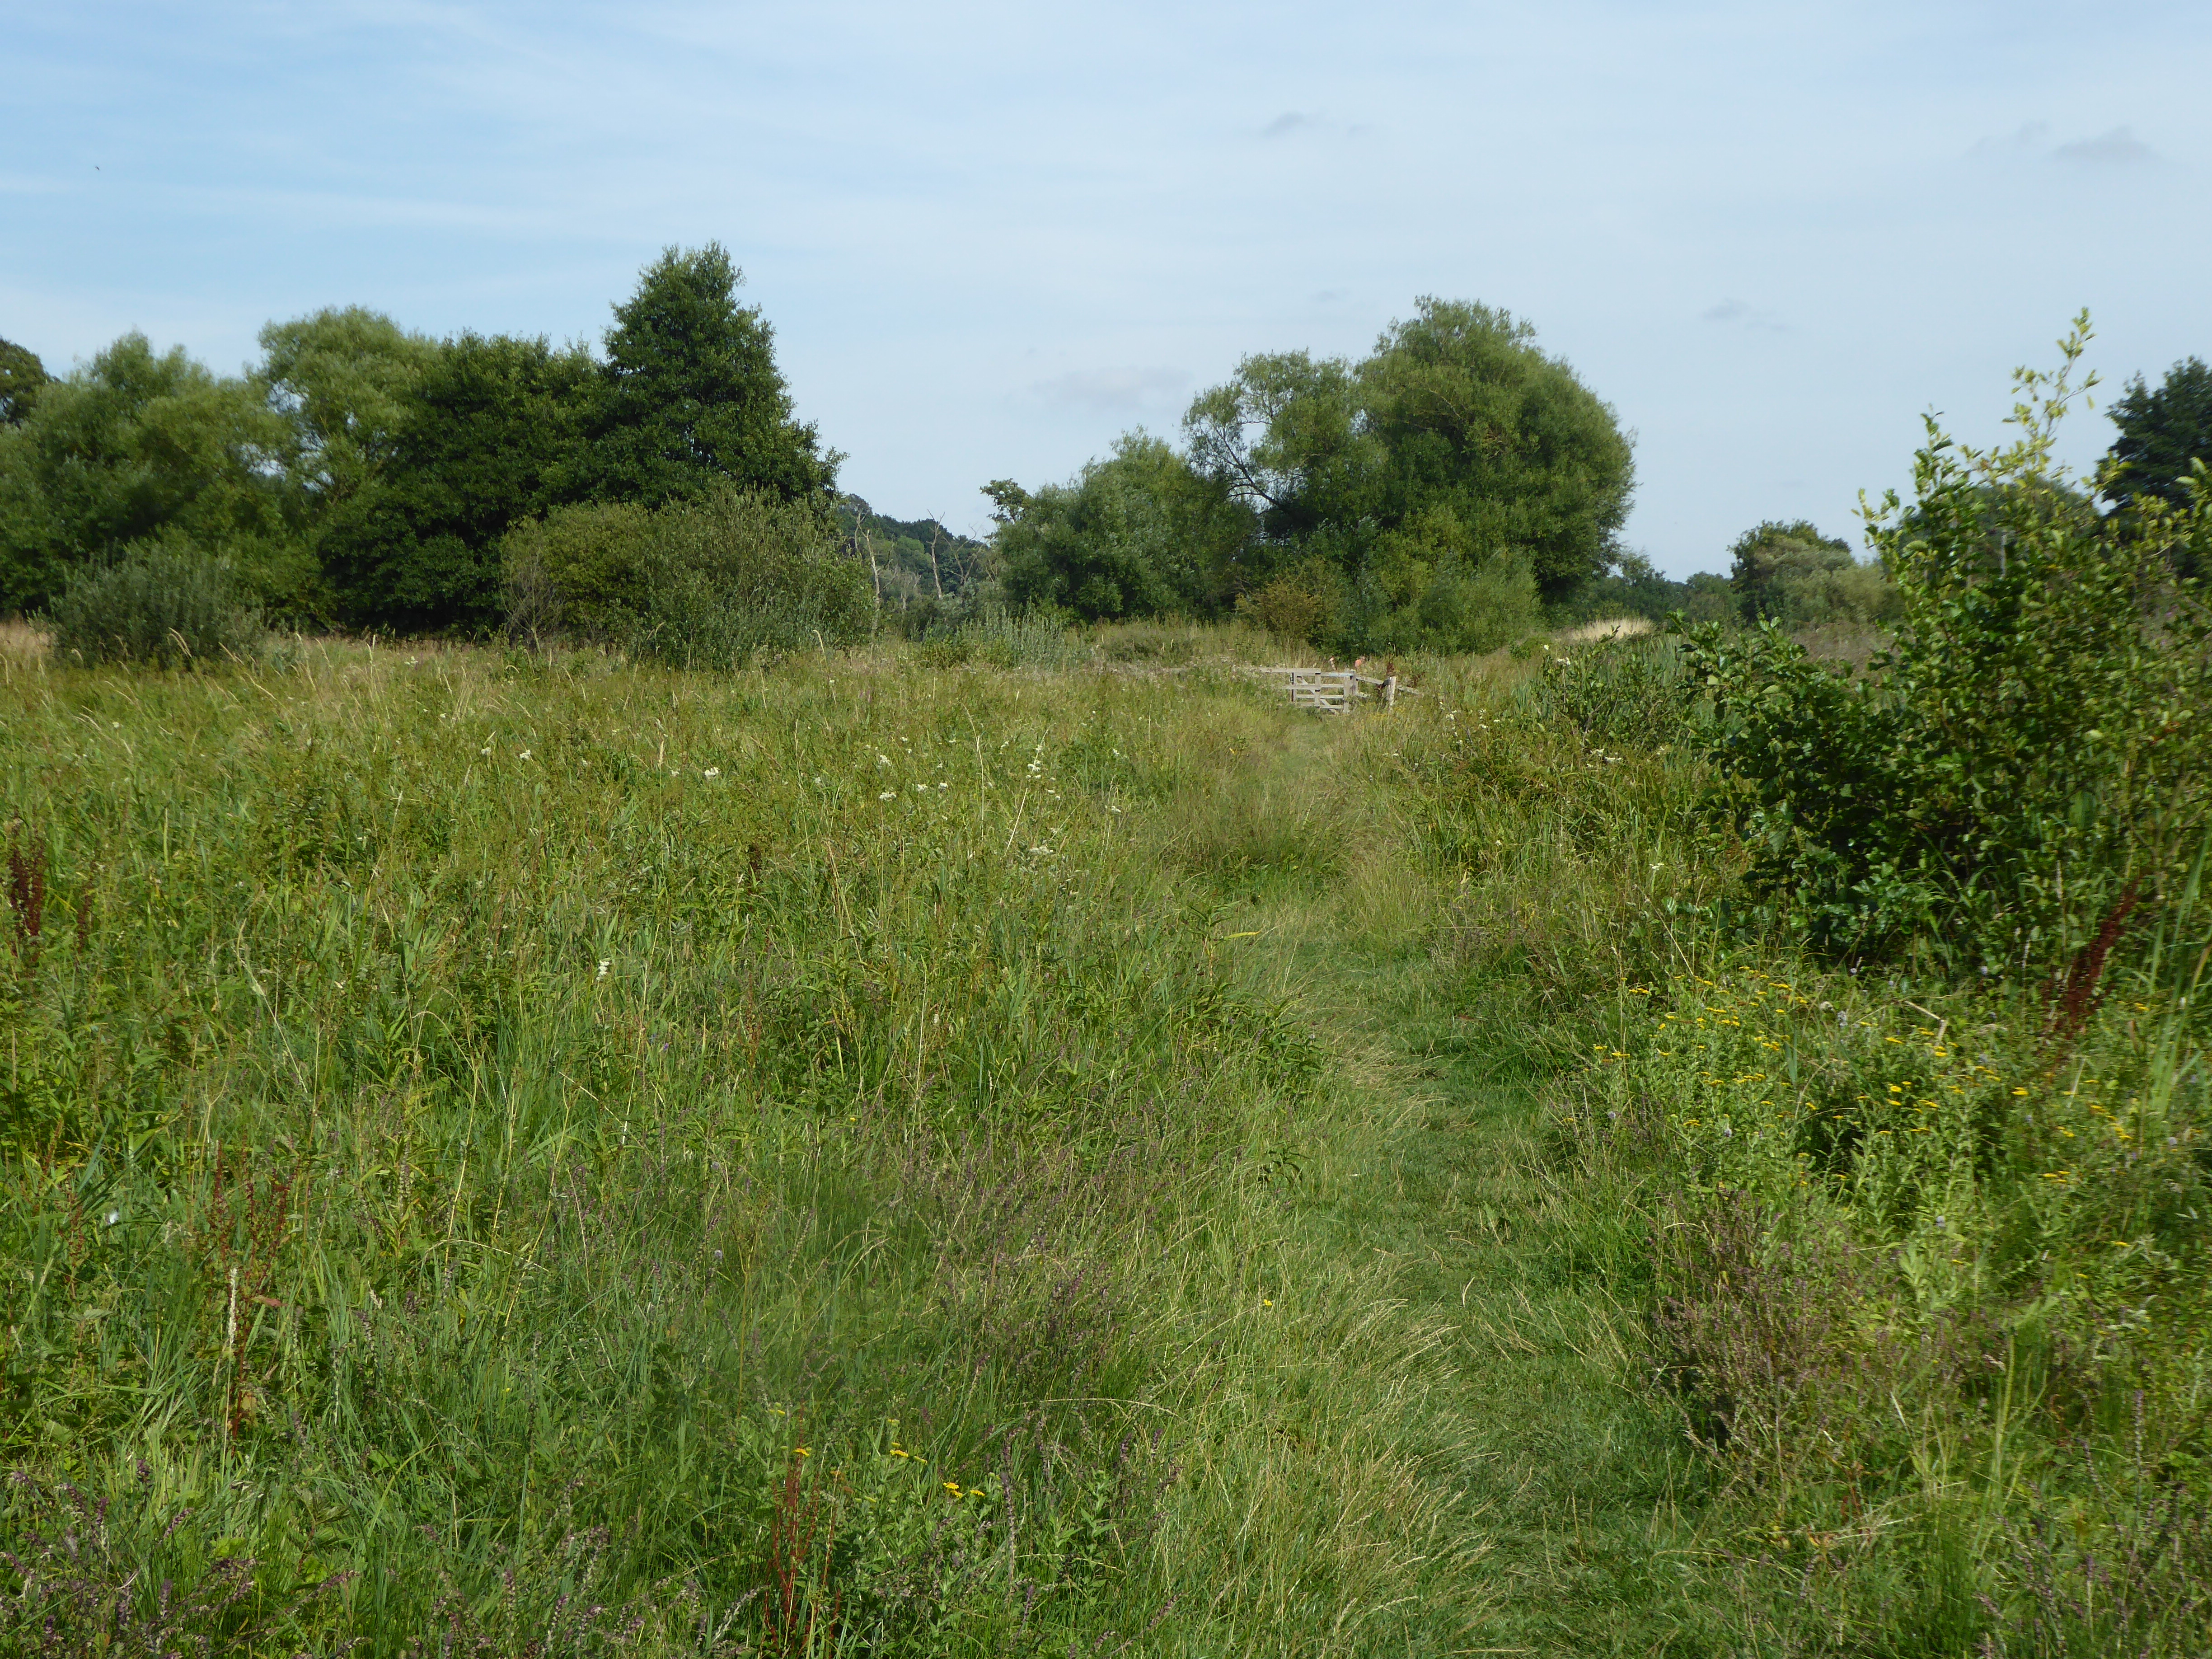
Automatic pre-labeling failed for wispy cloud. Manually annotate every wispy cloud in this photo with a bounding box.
[1262,111,1319,138]
[1031,366,1187,413]
[2054,126,2154,165]
[1970,121,2155,166]
[1701,299,1786,331]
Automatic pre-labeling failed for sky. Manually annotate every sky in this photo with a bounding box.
[5,0,2209,575]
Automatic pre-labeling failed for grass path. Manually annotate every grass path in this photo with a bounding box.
[1214,711,1714,1655]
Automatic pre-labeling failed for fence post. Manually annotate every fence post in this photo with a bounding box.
[1382,674,1397,709]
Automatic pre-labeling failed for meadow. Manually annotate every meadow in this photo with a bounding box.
[2,621,2207,1656]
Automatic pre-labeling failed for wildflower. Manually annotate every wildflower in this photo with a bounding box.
[877,754,891,766]
[597,959,611,979]
[704,767,720,778]
[518,749,532,760]
[879,791,896,801]
[479,746,492,756]
[937,782,948,790]
[105,1209,120,1226]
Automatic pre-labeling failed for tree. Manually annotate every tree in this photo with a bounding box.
[322,332,595,633]
[591,244,834,509]
[1175,300,1637,646]
[996,434,1247,621]
[0,333,297,617]
[2105,356,2212,579]
[1356,299,1636,605]
[0,337,48,425]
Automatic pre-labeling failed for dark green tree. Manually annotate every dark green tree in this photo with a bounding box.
[2105,356,2212,513]
[0,337,49,425]
[323,332,595,633]
[2105,356,2212,578]
[591,244,834,509]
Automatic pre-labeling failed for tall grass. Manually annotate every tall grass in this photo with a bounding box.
[0,639,1498,1654]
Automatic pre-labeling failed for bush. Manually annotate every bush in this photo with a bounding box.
[504,485,872,666]
[1678,319,2212,975]
[46,541,266,668]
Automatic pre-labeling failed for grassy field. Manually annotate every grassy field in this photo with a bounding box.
[2,628,2207,1655]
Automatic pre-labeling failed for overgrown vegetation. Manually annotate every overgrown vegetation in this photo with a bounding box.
[7,309,2212,1654]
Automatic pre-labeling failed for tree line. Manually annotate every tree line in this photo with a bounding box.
[0,245,834,641]
[5,263,2208,658]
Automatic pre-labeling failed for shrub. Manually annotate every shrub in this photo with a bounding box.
[504,485,872,665]
[1678,319,2212,975]
[46,541,265,668]
[1236,555,1345,646]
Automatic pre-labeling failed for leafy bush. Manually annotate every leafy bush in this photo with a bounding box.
[1236,554,1345,645]
[46,541,266,668]
[1679,321,2212,975]
[505,484,872,665]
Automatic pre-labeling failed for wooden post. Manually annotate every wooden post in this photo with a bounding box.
[1382,675,1397,708]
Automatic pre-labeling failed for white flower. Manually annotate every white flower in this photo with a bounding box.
[879,790,896,801]
[936,782,948,790]
[105,1209,120,1226]
[876,754,892,767]
[704,767,720,778]
[596,959,611,979]
[911,782,927,791]
[518,749,532,760]
[1029,844,1055,856]
[479,746,492,756]
[1109,805,1123,814]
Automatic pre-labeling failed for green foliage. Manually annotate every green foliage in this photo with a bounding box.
[1344,501,1544,654]
[0,336,48,426]
[2106,355,2212,579]
[1728,517,1898,628]
[1679,319,2212,974]
[45,539,266,667]
[0,333,300,618]
[590,243,834,509]
[323,331,595,633]
[1356,299,1636,605]
[506,483,871,665]
[258,306,441,619]
[837,494,989,624]
[1568,552,1734,626]
[992,300,1636,648]
[1527,633,1697,752]
[997,433,1245,621]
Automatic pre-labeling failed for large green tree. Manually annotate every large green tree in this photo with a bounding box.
[322,332,595,633]
[0,333,298,616]
[1167,300,1635,646]
[1354,299,1635,605]
[590,244,834,508]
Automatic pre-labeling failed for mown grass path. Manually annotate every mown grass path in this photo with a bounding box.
[1211,712,1711,1656]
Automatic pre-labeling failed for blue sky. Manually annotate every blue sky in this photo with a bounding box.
[6,1,2208,573]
